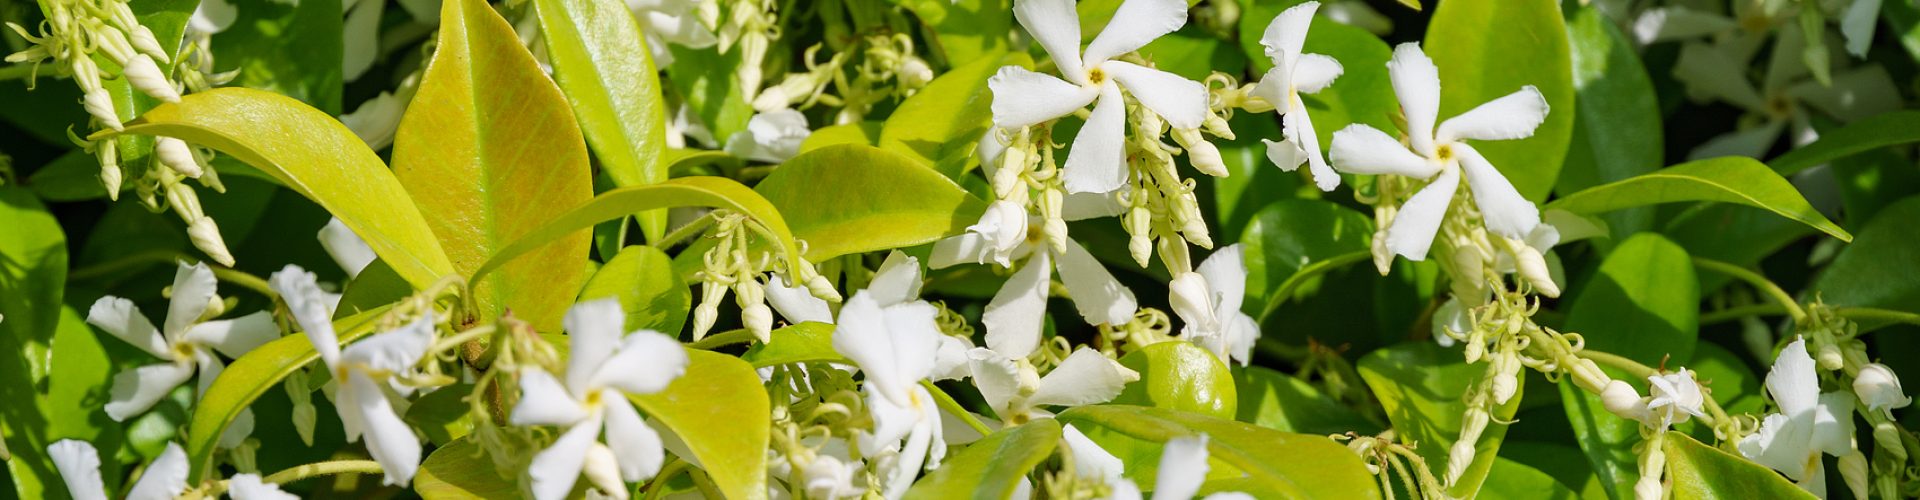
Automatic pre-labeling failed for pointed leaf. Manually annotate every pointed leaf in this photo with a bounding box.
[903,419,1061,500]
[1547,157,1852,242]
[577,245,690,335]
[754,144,989,261]
[1663,431,1816,499]
[535,0,670,241]
[1769,110,1920,176]
[1057,405,1380,498]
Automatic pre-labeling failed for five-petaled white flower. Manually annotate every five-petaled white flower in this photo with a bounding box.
[771,251,976,382]
[626,0,719,67]
[1644,368,1706,429]
[1169,244,1260,366]
[1059,427,1251,500]
[49,440,297,500]
[87,261,279,448]
[1254,1,1345,192]
[512,299,689,500]
[831,287,948,499]
[724,108,812,163]
[1738,337,1859,497]
[272,265,436,486]
[1328,43,1549,262]
[931,202,1138,360]
[968,347,1138,424]
[988,0,1209,194]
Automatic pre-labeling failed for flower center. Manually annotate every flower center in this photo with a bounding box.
[1435,143,1455,163]
[1766,94,1793,118]
[1087,66,1106,86]
[584,389,604,410]
[1026,223,1045,244]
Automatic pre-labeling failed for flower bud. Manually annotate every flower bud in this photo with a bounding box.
[742,303,773,343]
[121,55,179,102]
[156,137,205,178]
[96,141,123,200]
[84,88,124,130]
[1174,128,1228,177]
[1818,343,1845,371]
[898,57,933,89]
[1634,442,1666,500]
[1602,380,1649,421]
[1874,421,1906,460]
[1169,272,1217,333]
[1202,114,1235,140]
[803,455,858,499]
[188,216,235,266]
[1839,450,1869,500]
[1491,354,1519,405]
[129,25,168,64]
[582,443,630,500]
[1633,474,1662,500]
[1854,363,1912,412]
[1513,244,1559,298]
[1370,230,1393,275]
[1447,406,1489,485]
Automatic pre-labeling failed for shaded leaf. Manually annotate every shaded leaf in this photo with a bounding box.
[903,419,1061,500]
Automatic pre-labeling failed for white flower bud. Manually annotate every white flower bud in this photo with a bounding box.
[582,443,629,500]
[1634,442,1666,500]
[802,455,859,499]
[1513,244,1559,298]
[805,274,840,303]
[1370,229,1393,275]
[129,26,168,64]
[898,57,932,89]
[121,55,180,102]
[1169,272,1217,333]
[742,303,773,343]
[1178,129,1229,177]
[1875,421,1907,460]
[1491,354,1519,405]
[1602,380,1649,421]
[84,88,124,130]
[155,137,205,178]
[1447,406,1490,485]
[188,216,235,266]
[1839,450,1869,500]
[1818,343,1845,371]
[1854,363,1912,412]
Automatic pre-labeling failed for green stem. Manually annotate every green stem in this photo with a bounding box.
[1700,304,1789,325]
[0,64,35,81]
[656,212,716,249]
[643,459,690,500]
[69,248,277,299]
[260,459,385,484]
[1838,307,1920,330]
[922,380,992,436]
[688,469,724,499]
[689,328,756,350]
[1259,251,1371,320]
[1691,257,1807,323]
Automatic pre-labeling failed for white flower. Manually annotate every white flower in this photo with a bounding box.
[1328,43,1549,262]
[831,289,948,499]
[49,440,191,500]
[931,204,1138,359]
[725,108,811,163]
[967,347,1137,422]
[1738,337,1858,497]
[988,0,1209,194]
[802,455,862,499]
[1173,245,1260,366]
[1601,379,1649,422]
[1253,1,1345,191]
[318,217,378,279]
[1672,24,1902,160]
[228,473,300,500]
[273,265,435,486]
[188,0,238,35]
[86,262,278,447]
[512,299,689,500]
[1853,363,1911,415]
[1645,369,1706,428]
[341,89,412,151]
[1059,429,1249,500]
[626,0,718,67]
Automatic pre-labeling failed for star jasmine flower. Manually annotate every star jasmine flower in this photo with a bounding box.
[1644,368,1706,428]
[228,473,301,500]
[1328,43,1550,261]
[1738,337,1859,497]
[1853,363,1910,416]
[766,251,974,381]
[86,261,278,447]
[930,204,1138,359]
[724,108,811,163]
[318,217,378,279]
[967,347,1138,423]
[1170,244,1259,366]
[988,0,1210,194]
[626,0,719,67]
[512,299,688,500]
[49,440,294,500]
[272,265,435,486]
[1673,24,1901,160]
[831,288,948,499]
[1059,429,1250,500]
[1254,1,1345,191]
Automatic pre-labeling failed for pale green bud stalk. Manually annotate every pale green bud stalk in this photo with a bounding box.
[1634,431,1667,500]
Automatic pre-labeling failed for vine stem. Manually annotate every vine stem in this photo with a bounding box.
[689,328,755,350]
[1691,257,1806,323]
[260,459,386,484]
[922,380,992,436]
[69,248,278,299]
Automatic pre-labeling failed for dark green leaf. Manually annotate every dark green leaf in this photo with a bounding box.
[1556,6,1662,249]
[903,419,1061,500]
[1812,195,1920,315]
[1768,110,1920,176]
[1234,366,1381,435]
[1241,199,1373,307]
[212,0,346,114]
[1547,157,1851,242]
[1564,233,1699,365]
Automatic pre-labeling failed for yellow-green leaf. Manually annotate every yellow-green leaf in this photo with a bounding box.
[904,419,1062,500]
[1663,431,1815,499]
[755,144,989,261]
[1057,405,1381,498]
[629,350,771,500]
[535,0,670,242]
[416,436,520,499]
[577,245,690,335]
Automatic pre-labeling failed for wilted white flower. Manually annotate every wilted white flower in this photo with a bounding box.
[87,262,278,447]
[1853,363,1911,415]
[1645,369,1706,428]
[512,299,689,500]
[988,0,1209,194]
[931,204,1137,359]
[724,108,811,163]
[1329,43,1549,262]
[1738,337,1858,497]
[1254,1,1345,191]
[831,288,947,499]
[1172,245,1260,366]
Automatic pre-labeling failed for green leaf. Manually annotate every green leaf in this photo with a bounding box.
[405,384,476,446]
[1768,113,1920,178]
[96,88,454,289]
[800,121,882,153]
[891,0,1012,64]
[1238,6,1399,143]
[1235,366,1381,435]
[628,350,771,500]
[667,44,753,140]
[393,0,595,332]
[1812,195,1920,315]
[1559,372,1641,499]
[755,144,990,261]
[740,322,841,368]
[1663,431,1815,499]
[578,245,690,335]
[1556,6,1662,249]
[1546,157,1852,242]
[211,0,346,114]
[472,177,801,289]
[335,259,414,319]
[1209,111,1298,240]
[903,419,1061,500]
[878,51,1027,178]
[535,0,670,242]
[186,307,392,482]
[416,436,520,499]
[1564,233,1699,365]
[1479,458,1582,500]
[1141,29,1244,82]
[1058,405,1380,498]
[1240,199,1373,307]
[1114,341,1237,420]
[1358,342,1521,498]
[1426,0,1576,201]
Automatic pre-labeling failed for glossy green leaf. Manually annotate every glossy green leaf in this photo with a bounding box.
[1114,341,1237,420]
[1769,110,1920,176]
[578,245,690,335]
[1238,6,1399,143]
[1358,342,1521,498]
[1556,6,1662,248]
[96,88,454,288]
[1559,371,1641,499]
[1235,366,1381,436]
[878,51,1027,178]
[1058,405,1380,498]
[405,384,476,446]
[1663,431,1815,499]
[1479,458,1582,500]
[903,419,1061,500]
[393,0,595,332]
[891,0,1012,63]
[416,435,520,499]
[1547,157,1852,242]
[1426,0,1576,201]
[473,177,801,288]
[755,144,989,260]
[1564,233,1699,365]
[628,350,771,500]
[1141,29,1244,82]
[667,44,753,140]
[1240,199,1373,307]
[1812,196,1920,315]
[211,0,346,114]
[535,0,670,241]
[801,121,882,153]
[334,259,413,319]
[186,307,391,481]
[740,322,841,368]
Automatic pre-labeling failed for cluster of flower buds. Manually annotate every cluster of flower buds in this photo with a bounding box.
[690,211,838,342]
[753,34,933,124]
[718,0,779,103]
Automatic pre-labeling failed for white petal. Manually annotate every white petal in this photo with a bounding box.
[1082,0,1187,66]
[1436,86,1549,144]
[1012,0,1087,82]
[342,0,382,81]
[48,440,108,500]
[1384,165,1460,261]
[1062,191,1128,221]
[565,299,625,395]
[1221,312,1260,366]
[1739,412,1816,480]
[592,330,691,396]
[1253,67,1292,114]
[1329,125,1437,177]
[1813,392,1857,456]
[988,66,1100,129]
[1284,96,1338,191]
[1767,338,1822,414]
[1102,61,1207,130]
[1291,54,1344,94]
[126,442,188,500]
[1061,424,1125,484]
[1055,241,1138,327]
[1631,7,1737,45]
[930,233,998,269]
[183,311,279,359]
[767,275,834,324]
[880,301,943,384]
[347,372,421,486]
[1264,138,1307,172]
[1062,83,1130,195]
[932,335,975,381]
[188,0,238,34]
[863,384,920,451]
[107,362,195,421]
[511,369,590,427]
[1673,42,1766,112]
[983,251,1052,358]
[318,218,377,279]
[1387,43,1442,155]
[227,474,299,500]
[965,347,1022,416]
[1151,434,1210,500]
[1260,1,1318,64]
[1788,65,1903,123]
[528,414,602,500]
[163,261,219,340]
[1841,0,1882,57]
[1195,244,1247,314]
[271,265,341,367]
[603,395,667,482]
[867,251,925,306]
[1453,144,1539,239]
[1029,348,1138,407]
[87,296,170,359]
[340,91,409,151]
[834,292,902,400]
[342,313,435,375]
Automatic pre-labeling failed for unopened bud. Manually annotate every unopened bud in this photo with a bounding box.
[1174,128,1228,177]
[84,88,123,130]
[129,26,168,64]
[1370,230,1393,275]
[1818,343,1845,371]
[155,137,204,178]
[97,142,123,200]
[1874,421,1906,460]
[582,443,630,500]
[1514,245,1559,298]
[188,216,235,266]
[1602,380,1649,421]
[1447,406,1489,485]
[1202,114,1235,140]
[1855,363,1913,412]
[1491,355,1519,405]
[122,55,179,102]
[1169,272,1217,333]
[1634,443,1667,500]
[1463,335,1485,364]
[1839,450,1869,500]
[742,303,773,343]
[898,57,932,88]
